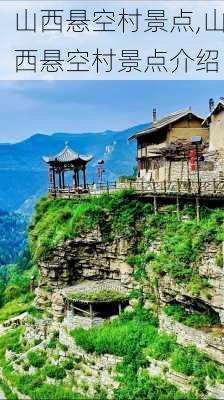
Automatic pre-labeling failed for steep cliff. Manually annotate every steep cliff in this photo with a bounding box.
[0,191,223,400]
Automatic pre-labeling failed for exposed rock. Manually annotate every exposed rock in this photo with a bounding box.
[147,359,193,393]
[38,231,134,291]
[3,312,28,328]
[149,243,224,324]
[159,312,224,365]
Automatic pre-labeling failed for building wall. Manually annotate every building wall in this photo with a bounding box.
[167,119,208,143]
[209,110,224,151]
[137,116,209,182]
[139,151,224,183]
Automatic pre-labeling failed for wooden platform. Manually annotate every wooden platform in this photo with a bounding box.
[48,179,224,201]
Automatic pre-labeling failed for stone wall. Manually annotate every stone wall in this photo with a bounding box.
[147,357,224,399]
[138,150,224,183]
[159,312,224,365]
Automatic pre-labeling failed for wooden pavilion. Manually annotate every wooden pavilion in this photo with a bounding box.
[43,142,93,191]
[62,280,129,325]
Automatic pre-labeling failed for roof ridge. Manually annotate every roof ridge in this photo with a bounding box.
[156,108,190,125]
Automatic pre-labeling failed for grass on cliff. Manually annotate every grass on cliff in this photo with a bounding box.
[29,190,153,261]
[0,328,105,400]
[72,309,224,399]
[164,304,220,328]
[29,191,224,293]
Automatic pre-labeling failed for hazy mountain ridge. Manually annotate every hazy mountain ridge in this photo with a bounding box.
[0,123,148,212]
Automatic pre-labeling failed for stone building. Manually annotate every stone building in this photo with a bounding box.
[129,101,224,183]
[129,107,208,182]
[202,98,224,152]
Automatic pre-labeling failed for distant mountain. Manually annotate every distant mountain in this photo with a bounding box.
[0,123,148,212]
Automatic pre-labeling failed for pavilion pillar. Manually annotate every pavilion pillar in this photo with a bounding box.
[77,170,80,187]
[52,167,56,189]
[62,170,65,189]
[83,167,87,189]
[73,170,77,188]
[58,171,62,188]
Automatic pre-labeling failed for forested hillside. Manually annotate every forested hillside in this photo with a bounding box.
[0,209,27,266]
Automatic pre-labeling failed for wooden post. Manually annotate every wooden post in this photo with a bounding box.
[188,179,191,193]
[176,195,180,221]
[213,179,216,194]
[118,303,122,315]
[153,196,158,215]
[196,196,200,223]
[89,303,93,326]
[152,180,156,194]
[77,170,80,187]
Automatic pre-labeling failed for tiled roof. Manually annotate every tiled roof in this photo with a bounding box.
[202,100,224,127]
[43,143,93,164]
[129,108,204,140]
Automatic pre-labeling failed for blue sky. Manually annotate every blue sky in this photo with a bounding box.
[1,80,224,143]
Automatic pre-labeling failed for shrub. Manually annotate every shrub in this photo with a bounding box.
[31,384,82,400]
[44,364,66,380]
[27,350,46,368]
[164,304,219,328]
[145,333,176,360]
[62,358,74,370]
[170,346,207,377]
[48,331,59,349]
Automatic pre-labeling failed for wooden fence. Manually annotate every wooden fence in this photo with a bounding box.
[49,179,224,198]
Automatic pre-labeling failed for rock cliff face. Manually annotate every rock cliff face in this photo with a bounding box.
[150,243,224,324]
[37,228,134,300]
[36,223,224,326]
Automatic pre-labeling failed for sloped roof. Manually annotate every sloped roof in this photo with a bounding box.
[129,108,204,140]
[43,142,93,164]
[202,99,224,127]
[62,280,128,304]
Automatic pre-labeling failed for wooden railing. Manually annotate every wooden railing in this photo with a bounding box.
[118,179,224,196]
[48,179,224,198]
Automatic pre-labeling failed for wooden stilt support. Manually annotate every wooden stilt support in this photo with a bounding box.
[196,196,200,223]
[176,195,180,221]
[89,303,93,326]
[153,196,158,215]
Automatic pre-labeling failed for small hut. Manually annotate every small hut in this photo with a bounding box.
[62,280,129,328]
[43,142,93,191]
